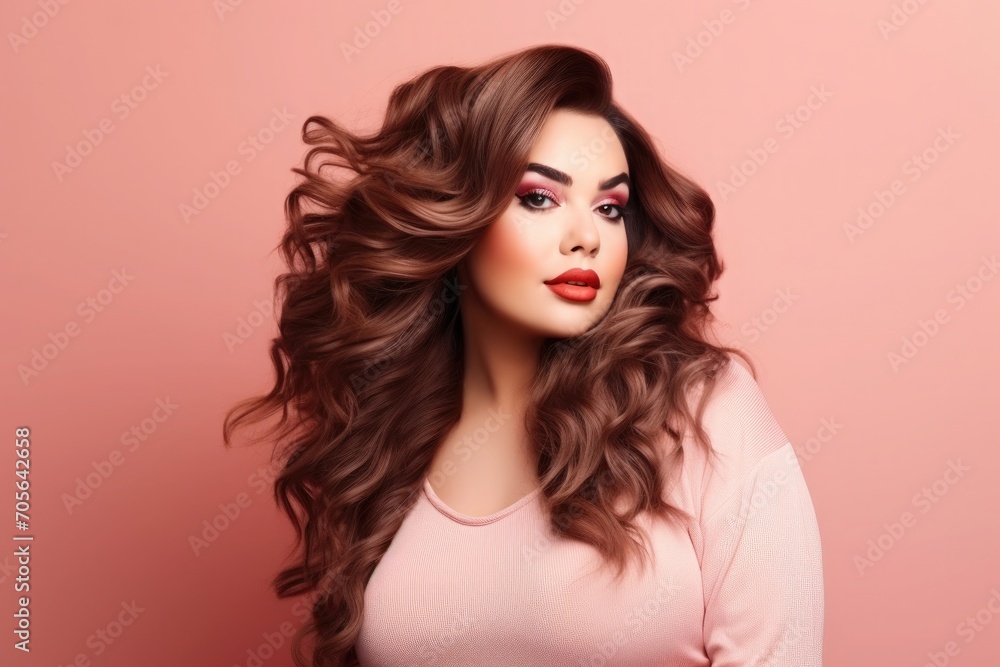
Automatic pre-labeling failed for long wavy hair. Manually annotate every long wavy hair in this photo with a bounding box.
[223,43,755,666]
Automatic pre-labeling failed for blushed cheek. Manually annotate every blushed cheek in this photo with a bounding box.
[604,234,629,298]
[472,215,537,287]
[613,236,628,276]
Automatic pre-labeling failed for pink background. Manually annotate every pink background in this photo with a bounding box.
[3,1,999,665]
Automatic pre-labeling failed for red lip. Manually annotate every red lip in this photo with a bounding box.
[544,268,601,289]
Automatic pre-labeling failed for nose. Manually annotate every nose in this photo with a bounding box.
[564,203,600,257]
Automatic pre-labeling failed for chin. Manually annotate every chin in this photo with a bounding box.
[536,313,607,340]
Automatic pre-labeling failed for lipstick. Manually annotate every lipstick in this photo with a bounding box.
[544,268,600,303]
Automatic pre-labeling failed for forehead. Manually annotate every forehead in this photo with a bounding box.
[525,109,628,177]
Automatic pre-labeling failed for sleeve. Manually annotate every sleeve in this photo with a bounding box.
[694,360,824,666]
[699,443,824,666]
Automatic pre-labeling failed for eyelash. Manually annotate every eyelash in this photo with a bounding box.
[516,189,629,222]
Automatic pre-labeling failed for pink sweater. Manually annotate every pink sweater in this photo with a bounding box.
[356,359,824,665]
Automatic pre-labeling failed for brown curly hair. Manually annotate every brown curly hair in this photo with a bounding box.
[223,43,754,666]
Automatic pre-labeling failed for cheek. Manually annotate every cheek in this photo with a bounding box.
[605,228,629,283]
[467,215,542,286]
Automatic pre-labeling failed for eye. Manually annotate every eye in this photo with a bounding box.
[515,189,630,222]
[598,203,625,221]
[515,188,558,211]
[597,200,630,222]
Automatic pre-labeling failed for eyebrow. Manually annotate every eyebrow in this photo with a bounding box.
[524,162,630,191]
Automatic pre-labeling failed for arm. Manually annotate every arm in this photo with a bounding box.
[699,441,825,666]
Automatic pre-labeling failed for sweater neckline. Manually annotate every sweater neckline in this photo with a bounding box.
[422,477,542,526]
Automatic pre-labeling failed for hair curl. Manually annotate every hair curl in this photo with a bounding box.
[223,43,755,666]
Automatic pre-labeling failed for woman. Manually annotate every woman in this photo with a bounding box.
[224,44,824,666]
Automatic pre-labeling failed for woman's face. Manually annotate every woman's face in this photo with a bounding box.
[458,109,630,340]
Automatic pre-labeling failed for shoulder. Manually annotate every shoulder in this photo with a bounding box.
[673,355,793,520]
[699,356,789,461]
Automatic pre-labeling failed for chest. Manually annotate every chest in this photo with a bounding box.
[355,496,709,666]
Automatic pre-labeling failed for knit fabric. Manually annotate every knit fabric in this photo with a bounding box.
[355,359,824,666]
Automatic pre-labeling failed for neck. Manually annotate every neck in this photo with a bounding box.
[458,303,542,421]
